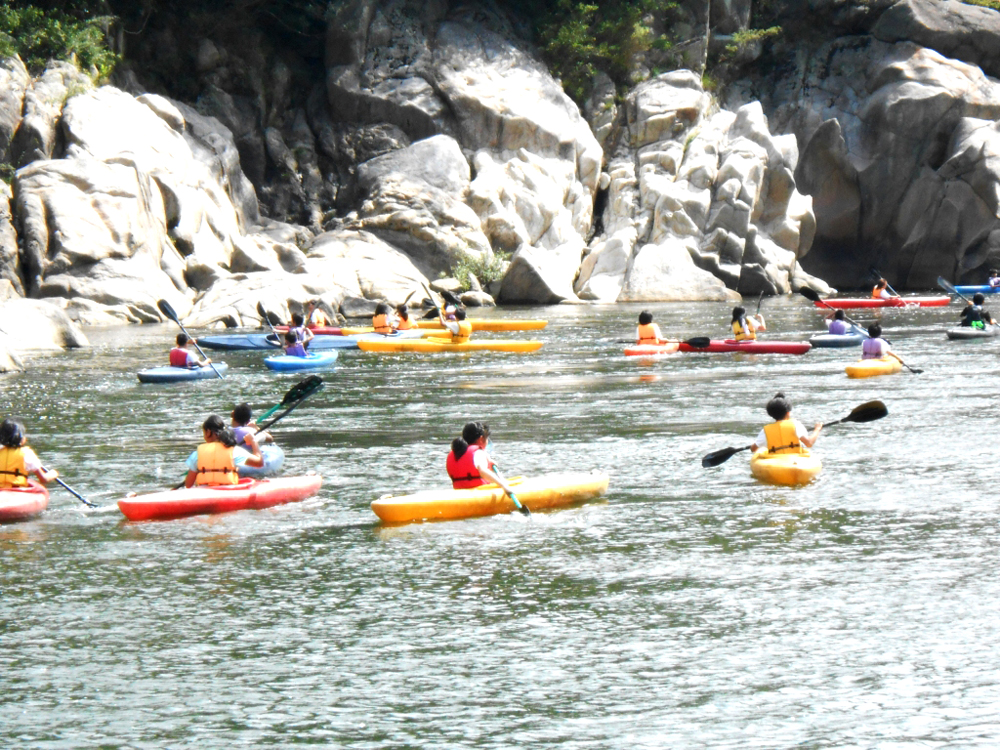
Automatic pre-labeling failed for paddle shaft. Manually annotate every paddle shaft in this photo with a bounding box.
[159,302,223,379]
[42,467,96,507]
[493,465,529,516]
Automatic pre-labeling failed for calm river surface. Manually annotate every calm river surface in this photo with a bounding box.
[3,297,1000,748]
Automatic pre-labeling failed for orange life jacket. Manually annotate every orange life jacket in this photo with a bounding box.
[195,442,238,486]
[396,316,417,330]
[732,318,756,341]
[872,286,885,299]
[446,444,493,489]
[0,446,28,488]
[450,319,472,344]
[372,313,394,334]
[762,419,803,455]
[636,322,660,344]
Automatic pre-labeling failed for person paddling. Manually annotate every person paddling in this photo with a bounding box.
[0,418,59,489]
[305,300,330,328]
[825,309,852,335]
[395,303,419,330]
[184,415,263,488]
[288,312,314,347]
[989,270,1000,289]
[372,302,396,335]
[282,331,308,357]
[731,305,765,341]
[169,333,212,369]
[231,403,273,455]
[439,307,473,344]
[446,422,517,496]
[749,393,822,455]
[872,278,899,300]
[636,310,666,345]
[959,292,995,329]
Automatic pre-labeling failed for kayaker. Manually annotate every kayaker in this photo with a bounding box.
[749,393,822,455]
[636,310,665,345]
[731,305,765,341]
[231,403,273,454]
[872,278,899,300]
[446,421,518,496]
[288,312,314,347]
[373,302,396,334]
[439,306,472,343]
[825,309,851,335]
[282,331,308,357]
[0,418,59,488]
[184,415,263,488]
[169,333,212,369]
[990,270,1000,289]
[861,323,892,359]
[959,293,995,329]
[395,304,419,330]
[305,300,330,327]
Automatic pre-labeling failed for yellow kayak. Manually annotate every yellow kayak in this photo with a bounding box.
[845,357,902,378]
[415,319,548,332]
[750,450,822,486]
[357,337,543,353]
[340,326,441,337]
[372,471,610,523]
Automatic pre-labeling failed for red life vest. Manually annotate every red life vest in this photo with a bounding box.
[446,444,492,489]
[170,347,190,367]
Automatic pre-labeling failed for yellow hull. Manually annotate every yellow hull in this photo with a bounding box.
[416,319,548,332]
[357,338,543,353]
[372,471,610,523]
[845,357,902,378]
[750,451,822,486]
[340,326,441,337]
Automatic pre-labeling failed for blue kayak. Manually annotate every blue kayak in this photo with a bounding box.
[136,363,229,382]
[954,285,1000,294]
[264,351,339,371]
[238,443,285,477]
[809,324,867,348]
[198,333,280,351]
[200,330,428,351]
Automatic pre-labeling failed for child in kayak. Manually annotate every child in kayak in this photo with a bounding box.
[305,300,330,327]
[990,270,1000,289]
[230,403,273,454]
[288,312,314,347]
[731,306,765,341]
[169,333,212,369]
[872,278,899,300]
[184,415,263,487]
[825,309,851,335]
[636,310,666,345]
[749,394,822,455]
[282,331,308,357]
[959,293,995,329]
[372,302,396,334]
[395,303,419,330]
[446,421,518,499]
[439,307,472,343]
[0,418,59,488]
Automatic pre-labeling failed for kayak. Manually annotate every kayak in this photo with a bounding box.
[750,451,822,486]
[238,444,285,477]
[415,319,548,332]
[809,325,868,348]
[624,342,681,356]
[954,285,1000,294]
[264,351,339,371]
[814,296,951,309]
[845,357,902,378]
[357,338,543,353]
[371,471,610,523]
[946,325,1000,340]
[136,363,229,382]
[274,324,344,335]
[118,475,323,521]
[0,481,50,522]
[199,331,429,351]
[198,333,280,351]
[677,339,812,354]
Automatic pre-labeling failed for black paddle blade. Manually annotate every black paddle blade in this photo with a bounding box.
[798,286,822,302]
[685,337,712,348]
[282,375,323,405]
[441,290,463,308]
[256,302,283,326]
[839,400,888,424]
[157,299,178,322]
[937,276,956,294]
[702,445,751,468]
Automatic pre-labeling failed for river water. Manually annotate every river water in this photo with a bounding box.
[3,297,999,748]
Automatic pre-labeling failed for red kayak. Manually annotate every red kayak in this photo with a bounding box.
[274,324,343,335]
[0,481,50,522]
[118,475,322,521]
[678,339,812,354]
[814,296,951,309]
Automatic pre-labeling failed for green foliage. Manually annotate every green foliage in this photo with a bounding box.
[725,26,782,57]
[451,250,512,292]
[0,163,14,184]
[0,4,119,77]
[961,0,1000,10]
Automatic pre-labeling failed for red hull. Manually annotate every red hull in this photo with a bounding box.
[274,324,343,335]
[118,475,322,521]
[814,296,951,309]
[678,339,812,354]
[0,481,50,522]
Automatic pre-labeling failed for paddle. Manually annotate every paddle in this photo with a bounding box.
[493,465,529,517]
[157,299,224,379]
[257,375,324,422]
[889,352,922,375]
[937,276,970,304]
[799,287,868,333]
[256,301,282,337]
[256,376,325,431]
[701,400,889,468]
[870,267,901,297]
[755,290,764,315]
[42,468,97,507]
[619,336,712,348]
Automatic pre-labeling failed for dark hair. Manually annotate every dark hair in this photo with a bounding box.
[176,333,188,346]
[0,418,25,448]
[291,312,305,327]
[375,302,391,316]
[834,309,845,320]
[766,393,792,421]
[451,437,469,460]
[284,331,297,344]
[396,304,410,321]
[638,310,653,325]
[232,403,252,425]
[461,421,489,444]
[732,306,746,323]
[991,269,998,275]
[202,415,236,447]
[868,323,882,338]
[974,293,985,305]
[455,308,467,320]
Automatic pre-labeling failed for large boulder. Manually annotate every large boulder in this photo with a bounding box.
[0,297,89,354]
[0,183,23,295]
[9,62,92,168]
[0,56,29,164]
